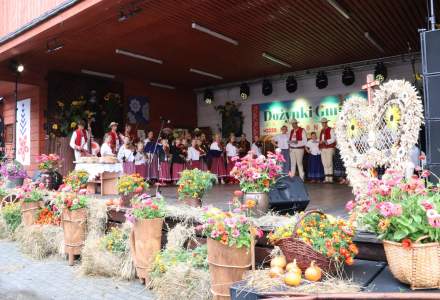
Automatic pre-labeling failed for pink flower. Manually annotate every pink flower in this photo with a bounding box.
[256,228,264,238]
[377,202,402,217]
[211,230,220,239]
[38,182,45,189]
[224,217,237,228]
[421,200,434,211]
[78,189,87,195]
[421,170,430,178]
[345,200,356,212]
[232,229,240,238]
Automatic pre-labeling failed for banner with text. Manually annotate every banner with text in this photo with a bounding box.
[252,91,367,137]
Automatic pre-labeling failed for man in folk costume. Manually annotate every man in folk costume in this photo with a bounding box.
[289,119,307,180]
[107,122,121,154]
[69,120,89,161]
[319,118,336,183]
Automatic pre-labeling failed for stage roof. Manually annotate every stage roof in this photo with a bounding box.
[0,0,430,88]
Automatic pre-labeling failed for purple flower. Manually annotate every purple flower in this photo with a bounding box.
[224,217,237,228]
[125,212,135,224]
[232,229,240,238]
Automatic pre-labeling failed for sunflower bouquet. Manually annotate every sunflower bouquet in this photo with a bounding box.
[177,169,217,200]
[117,173,148,196]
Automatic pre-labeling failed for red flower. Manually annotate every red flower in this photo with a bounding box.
[234,190,243,197]
[151,204,158,210]
[401,239,412,249]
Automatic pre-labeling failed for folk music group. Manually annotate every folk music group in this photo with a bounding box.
[69,117,348,185]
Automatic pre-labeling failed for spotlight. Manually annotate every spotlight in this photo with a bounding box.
[316,71,328,89]
[9,60,24,73]
[240,83,250,100]
[342,67,355,86]
[374,62,387,82]
[262,79,272,96]
[204,90,214,104]
[286,75,297,93]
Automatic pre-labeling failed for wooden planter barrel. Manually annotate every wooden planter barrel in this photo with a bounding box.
[21,201,43,226]
[62,208,87,266]
[207,238,252,300]
[130,218,163,284]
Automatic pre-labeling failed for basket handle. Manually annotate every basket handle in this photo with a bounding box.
[293,210,326,237]
[415,235,430,244]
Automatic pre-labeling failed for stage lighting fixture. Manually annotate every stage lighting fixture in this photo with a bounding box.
[286,75,297,93]
[316,71,328,89]
[240,83,250,100]
[204,90,214,104]
[342,67,355,86]
[262,79,272,96]
[9,60,24,73]
[374,62,387,81]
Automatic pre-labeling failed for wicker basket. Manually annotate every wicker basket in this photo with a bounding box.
[383,237,440,290]
[275,210,333,272]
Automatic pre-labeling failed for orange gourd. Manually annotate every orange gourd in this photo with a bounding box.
[270,255,287,269]
[284,271,302,286]
[269,266,285,278]
[285,259,302,276]
[304,261,322,282]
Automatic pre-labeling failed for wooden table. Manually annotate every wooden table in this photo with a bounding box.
[74,162,122,195]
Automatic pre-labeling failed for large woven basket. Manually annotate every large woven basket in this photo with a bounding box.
[275,210,333,272]
[383,237,440,289]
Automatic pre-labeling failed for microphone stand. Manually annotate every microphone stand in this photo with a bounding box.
[152,118,167,194]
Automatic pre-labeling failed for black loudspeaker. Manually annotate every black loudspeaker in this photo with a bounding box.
[421,29,440,181]
[421,30,440,75]
[269,176,310,214]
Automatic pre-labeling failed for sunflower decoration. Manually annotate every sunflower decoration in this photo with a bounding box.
[347,118,362,138]
[384,104,401,131]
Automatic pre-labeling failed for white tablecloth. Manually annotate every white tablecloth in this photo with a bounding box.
[74,163,123,180]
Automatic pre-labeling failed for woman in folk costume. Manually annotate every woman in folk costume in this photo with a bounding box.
[144,132,160,181]
[209,134,227,184]
[319,118,337,183]
[158,138,172,184]
[196,139,208,171]
[107,122,122,154]
[122,123,138,144]
[171,138,187,183]
[69,120,89,161]
[133,141,147,178]
[305,132,325,183]
[181,138,190,169]
[226,134,239,175]
[187,139,201,169]
[117,136,135,174]
[100,134,114,157]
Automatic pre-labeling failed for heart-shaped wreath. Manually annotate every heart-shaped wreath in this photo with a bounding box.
[335,79,423,194]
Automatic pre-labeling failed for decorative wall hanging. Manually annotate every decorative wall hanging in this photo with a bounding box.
[127,96,149,125]
[16,98,31,166]
[215,101,244,138]
[335,79,424,194]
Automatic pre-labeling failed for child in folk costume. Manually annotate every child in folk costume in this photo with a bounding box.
[69,120,89,161]
[158,138,172,184]
[181,138,190,169]
[107,122,121,154]
[117,136,135,174]
[226,135,239,175]
[187,139,201,169]
[305,132,325,183]
[133,141,147,178]
[210,134,227,184]
[196,139,208,171]
[144,136,160,181]
[100,134,114,157]
[171,138,186,183]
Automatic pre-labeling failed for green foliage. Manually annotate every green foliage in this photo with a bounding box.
[177,169,217,200]
[2,203,22,232]
[99,227,129,254]
[128,195,166,221]
[23,189,44,203]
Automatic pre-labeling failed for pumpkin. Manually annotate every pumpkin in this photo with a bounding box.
[270,255,287,269]
[304,261,322,282]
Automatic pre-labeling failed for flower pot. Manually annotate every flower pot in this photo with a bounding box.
[62,208,87,266]
[130,218,163,283]
[383,239,440,289]
[21,201,43,226]
[40,171,63,190]
[183,198,202,207]
[5,177,24,188]
[243,192,269,217]
[207,238,251,300]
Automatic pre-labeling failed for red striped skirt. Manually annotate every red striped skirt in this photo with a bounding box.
[210,156,227,178]
[135,164,147,178]
[159,161,172,181]
[146,155,159,180]
[123,162,136,175]
[189,160,201,170]
[172,163,185,181]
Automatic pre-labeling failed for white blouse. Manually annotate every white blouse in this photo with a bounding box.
[226,142,238,157]
[117,145,134,162]
[133,152,146,165]
[210,141,222,151]
[306,140,321,156]
[100,143,113,156]
[187,146,200,161]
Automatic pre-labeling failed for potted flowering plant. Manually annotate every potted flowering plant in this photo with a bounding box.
[63,170,89,192]
[126,194,166,284]
[17,184,46,226]
[198,206,262,299]
[56,192,89,266]
[357,169,440,289]
[230,151,284,216]
[0,160,27,188]
[177,169,217,207]
[36,154,63,190]
[117,173,148,207]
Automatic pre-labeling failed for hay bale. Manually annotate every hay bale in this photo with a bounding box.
[0,212,10,239]
[150,263,211,300]
[15,224,64,259]
[165,223,195,251]
[86,197,108,237]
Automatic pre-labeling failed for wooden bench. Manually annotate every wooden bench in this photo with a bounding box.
[86,171,118,196]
